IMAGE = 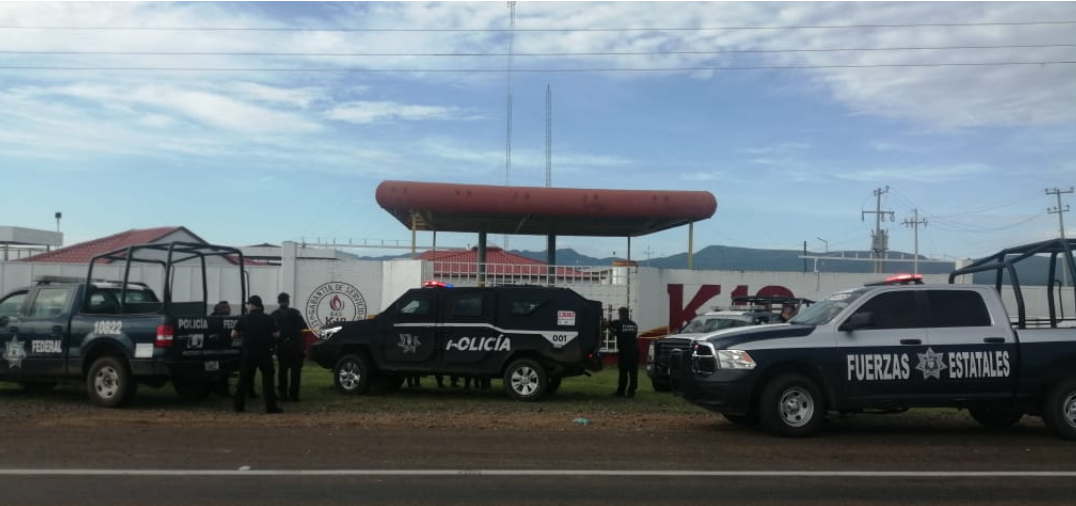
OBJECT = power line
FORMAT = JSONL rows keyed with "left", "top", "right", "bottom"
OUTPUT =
{"left": 2, "top": 61, "right": 1074, "bottom": 73}
{"left": 4, "top": 43, "right": 1075, "bottom": 57}
{"left": 2, "top": 20, "right": 1075, "bottom": 32}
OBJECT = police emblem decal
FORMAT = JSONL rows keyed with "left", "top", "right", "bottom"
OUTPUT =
{"left": 915, "top": 347, "right": 948, "bottom": 380}
{"left": 4, "top": 335, "right": 27, "bottom": 368}
{"left": 398, "top": 333, "right": 420, "bottom": 354}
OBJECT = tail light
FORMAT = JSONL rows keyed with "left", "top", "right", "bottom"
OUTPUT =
{"left": 156, "top": 324, "right": 174, "bottom": 348}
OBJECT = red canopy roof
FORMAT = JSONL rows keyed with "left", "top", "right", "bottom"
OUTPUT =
{"left": 376, "top": 180, "right": 717, "bottom": 237}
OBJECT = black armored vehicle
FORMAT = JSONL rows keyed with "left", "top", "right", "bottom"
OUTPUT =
{"left": 310, "top": 284, "right": 604, "bottom": 401}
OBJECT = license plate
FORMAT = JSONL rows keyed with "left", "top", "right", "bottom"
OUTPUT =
{"left": 204, "top": 361, "right": 219, "bottom": 372}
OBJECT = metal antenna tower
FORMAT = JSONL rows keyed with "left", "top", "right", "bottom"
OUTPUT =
{"left": 545, "top": 84, "right": 552, "bottom": 187}
{"left": 504, "top": 1, "right": 516, "bottom": 186}
{"left": 862, "top": 186, "right": 895, "bottom": 274}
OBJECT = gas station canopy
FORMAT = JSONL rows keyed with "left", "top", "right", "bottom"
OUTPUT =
{"left": 375, "top": 180, "right": 717, "bottom": 237}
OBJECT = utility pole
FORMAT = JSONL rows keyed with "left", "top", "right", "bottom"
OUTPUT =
{"left": 642, "top": 246, "right": 654, "bottom": 267}
{"left": 1047, "top": 187, "right": 1074, "bottom": 287}
{"left": 503, "top": 1, "right": 516, "bottom": 251}
{"left": 862, "top": 186, "right": 895, "bottom": 274}
{"left": 903, "top": 209, "right": 927, "bottom": 275}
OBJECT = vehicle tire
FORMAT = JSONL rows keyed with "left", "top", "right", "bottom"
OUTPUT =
{"left": 759, "top": 373, "right": 826, "bottom": 437}
{"left": 19, "top": 381, "right": 57, "bottom": 394}
{"left": 968, "top": 407, "right": 1023, "bottom": 430}
{"left": 651, "top": 379, "right": 672, "bottom": 392}
{"left": 334, "top": 354, "right": 373, "bottom": 395}
{"left": 172, "top": 378, "right": 213, "bottom": 401}
{"left": 1042, "top": 378, "right": 1076, "bottom": 440}
{"left": 503, "top": 358, "right": 547, "bottom": 401}
{"left": 546, "top": 376, "right": 562, "bottom": 396}
{"left": 86, "top": 356, "right": 136, "bottom": 408}
{"left": 723, "top": 413, "right": 760, "bottom": 426}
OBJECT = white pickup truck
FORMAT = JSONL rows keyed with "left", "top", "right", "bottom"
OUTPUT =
{"left": 672, "top": 239, "right": 1076, "bottom": 439}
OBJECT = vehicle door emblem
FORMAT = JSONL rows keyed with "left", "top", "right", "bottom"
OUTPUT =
{"left": 3, "top": 335, "right": 27, "bottom": 368}
{"left": 915, "top": 347, "right": 948, "bottom": 380}
{"left": 398, "top": 333, "right": 420, "bottom": 354}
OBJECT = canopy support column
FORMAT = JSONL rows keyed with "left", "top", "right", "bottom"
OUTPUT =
{"left": 688, "top": 221, "right": 695, "bottom": 270}
{"left": 477, "top": 229, "right": 488, "bottom": 287}
{"left": 546, "top": 234, "right": 557, "bottom": 286}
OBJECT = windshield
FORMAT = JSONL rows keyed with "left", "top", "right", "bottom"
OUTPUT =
{"left": 681, "top": 316, "right": 750, "bottom": 334}
{"left": 789, "top": 289, "right": 867, "bottom": 326}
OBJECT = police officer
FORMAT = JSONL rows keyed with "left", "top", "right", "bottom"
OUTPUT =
{"left": 231, "top": 295, "right": 283, "bottom": 414}
{"left": 610, "top": 306, "right": 639, "bottom": 398}
{"left": 271, "top": 292, "right": 309, "bottom": 402}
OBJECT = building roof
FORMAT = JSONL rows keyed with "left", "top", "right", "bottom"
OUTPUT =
{"left": 420, "top": 246, "right": 595, "bottom": 278}
{"left": 376, "top": 180, "right": 717, "bottom": 237}
{"left": 19, "top": 227, "right": 201, "bottom": 263}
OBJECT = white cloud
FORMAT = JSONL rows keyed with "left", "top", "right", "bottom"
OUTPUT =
{"left": 325, "top": 101, "right": 474, "bottom": 124}
{"left": 837, "top": 163, "right": 994, "bottom": 183}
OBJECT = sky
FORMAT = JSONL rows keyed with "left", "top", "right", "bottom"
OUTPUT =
{"left": 1, "top": 1, "right": 1075, "bottom": 262}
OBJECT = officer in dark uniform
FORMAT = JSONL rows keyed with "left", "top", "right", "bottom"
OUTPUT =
{"left": 231, "top": 295, "right": 283, "bottom": 414}
{"left": 610, "top": 306, "right": 639, "bottom": 398}
{"left": 271, "top": 292, "right": 309, "bottom": 402}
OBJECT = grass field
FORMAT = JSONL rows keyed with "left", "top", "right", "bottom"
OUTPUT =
{"left": 0, "top": 364, "right": 710, "bottom": 417}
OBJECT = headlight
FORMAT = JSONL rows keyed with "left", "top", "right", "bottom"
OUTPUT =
{"left": 647, "top": 341, "right": 655, "bottom": 363}
{"left": 693, "top": 343, "right": 756, "bottom": 375}
{"left": 317, "top": 326, "right": 342, "bottom": 340}
{"left": 716, "top": 349, "right": 756, "bottom": 370}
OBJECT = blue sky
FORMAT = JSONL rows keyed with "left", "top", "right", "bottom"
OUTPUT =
{"left": 2, "top": 1, "right": 1075, "bottom": 261}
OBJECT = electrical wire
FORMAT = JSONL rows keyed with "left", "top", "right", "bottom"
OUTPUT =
{"left": 2, "top": 20, "right": 1075, "bottom": 32}
{"left": 2, "top": 61, "right": 1074, "bottom": 73}
{"left": 3, "top": 43, "right": 1075, "bottom": 57}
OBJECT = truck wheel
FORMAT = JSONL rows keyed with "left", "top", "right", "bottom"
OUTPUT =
{"left": 1042, "top": 378, "right": 1076, "bottom": 440}
{"left": 968, "top": 407, "right": 1023, "bottom": 430}
{"left": 334, "top": 354, "right": 372, "bottom": 395}
{"left": 546, "top": 376, "right": 562, "bottom": 396}
{"left": 759, "top": 373, "right": 825, "bottom": 437}
{"left": 504, "top": 358, "right": 547, "bottom": 401}
{"left": 87, "top": 356, "right": 136, "bottom": 408}
{"left": 172, "top": 378, "right": 213, "bottom": 401}
{"left": 651, "top": 379, "right": 672, "bottom": 392}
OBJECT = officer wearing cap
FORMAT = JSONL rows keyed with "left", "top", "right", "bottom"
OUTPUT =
{"left": 610, "top": 306, "right": 639, "bottom": 398}
{"left": 271, "top": 292, "right": 310, "bottom": 402}
{"left": 231, "top": 295, "right": 283, "bottom": 414}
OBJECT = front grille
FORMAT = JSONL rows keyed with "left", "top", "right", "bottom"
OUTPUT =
{"left": 654, "top": 338, "right": 693, "bottom": 363}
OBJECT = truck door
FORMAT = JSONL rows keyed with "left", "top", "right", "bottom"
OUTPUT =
{"left": 18, "top": 286, "right": 74, "bottom": 377}
{"left": 0, "top": 290, "right": 30, "bottom": 379}
{"left": 382, "top": 290, "right": 438, "bottom": 365}
{"left": 441, "top": 291, "right": 498, "bottom": 372}
{"left": 837, "top": 290, "right": 930, "bottom": 403}
{"left": 924, "top": 289, "right": 1014, "bottom": 400}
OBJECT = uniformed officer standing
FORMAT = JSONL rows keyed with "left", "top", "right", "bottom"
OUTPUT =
{"left": 610, "top": 306, "right": 639, "bottom": 398}
{"left": 271, "top": 292, "right": 309, "bottom": 402}
{"left": 231, "top": 295, "right": 283, "bottom": 414}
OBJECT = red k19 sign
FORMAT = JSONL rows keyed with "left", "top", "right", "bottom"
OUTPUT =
{"left": 666, "top": 284, "right": 794, "bottom": 332}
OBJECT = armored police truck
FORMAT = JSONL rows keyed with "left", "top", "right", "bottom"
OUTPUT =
{"left": 310, "top": 284, "right": 604, "bottom": 401}
{"left": 0, "top": 242, "right": 246, "bottom": 407}
{"left": 673, "top": 238, "right": 1076, "bottom": 440}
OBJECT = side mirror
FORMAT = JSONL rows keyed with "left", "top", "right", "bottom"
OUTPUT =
{"left": 839, "top": 312, "right": 873, "bottom": 332}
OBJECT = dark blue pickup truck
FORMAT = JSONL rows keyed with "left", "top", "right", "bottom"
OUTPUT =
{"left": 0, "top": 242, "right": 246, "bottom": 407}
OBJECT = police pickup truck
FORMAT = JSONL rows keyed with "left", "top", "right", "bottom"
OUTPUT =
{"left": 0, "top": 242, "right": 246, "bottom": 407}
{"left": 672, "top": 239, "right": 1076, "bottom": 440}
{"left": 310, "top": 284, "right": 604, "bottom": 401}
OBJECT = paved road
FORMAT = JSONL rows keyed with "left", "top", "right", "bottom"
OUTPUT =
{"left": 3, "top": 415, "right": 1076, "bottom": 505}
